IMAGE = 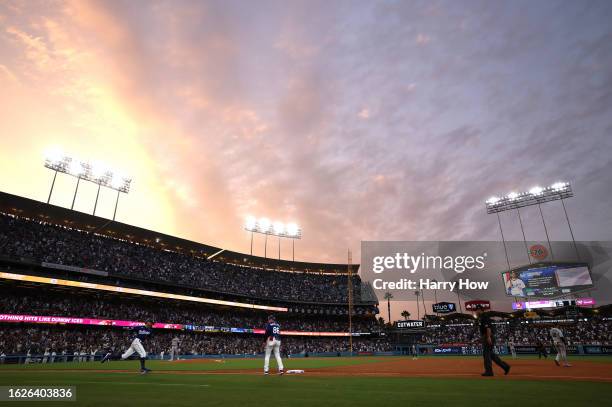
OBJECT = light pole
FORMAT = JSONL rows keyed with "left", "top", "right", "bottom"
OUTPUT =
{"left": 93, "top": 184, "right": 101, "bottom": 216}
{"left": 47, "top": 170, "right": 58, "bottom": 204}
{"left": 485, "top": 182, "right": 576, "bottom": 263}
{"left": 243, "top": 217, "right": 302, "bottom": 262}
{"left": 71, "top": 176, "right": 81, "bottom": 210}
{"left": 43, "top": 149, "right": 132, "bottom": 220}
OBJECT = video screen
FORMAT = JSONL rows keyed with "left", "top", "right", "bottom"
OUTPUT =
{"left": 502, "top": 264, "right": 593, "bottom": 297}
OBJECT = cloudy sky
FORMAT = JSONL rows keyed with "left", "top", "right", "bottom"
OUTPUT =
{"left": 1, "top": 0, "right": 611, "bottom": 274}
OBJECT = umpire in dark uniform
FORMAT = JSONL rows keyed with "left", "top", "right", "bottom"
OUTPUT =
{"left": 475, "top": 304, "right": 510, "bottom": 376}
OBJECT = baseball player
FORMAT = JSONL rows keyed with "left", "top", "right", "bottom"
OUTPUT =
{"left": 506, "top": 271, "right": 526, "bottom": 296}
{"left": 411, "top": 344, "right": 418, "bottom": 360}
{"left": 101, "top": 322, "right": 153, "bottom": 374}
{"left": 263, "top": 315, "right": 284, "bottom": 375}
{"left": 550, "top": 324, "right": 571, "bottom": 367}
{"left": 508, "top": 340, "right": 516, "bottom": 359}
{"left": 170, "top": 336, "right": 180, "bottom": 361}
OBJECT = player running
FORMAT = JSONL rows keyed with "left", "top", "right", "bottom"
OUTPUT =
{"left": 263, "top": 315, "right": 284, "bottom": 375}
{"left": 550, "top": 324, "right": 571, "bottom": 367}
{"left": 101, "top": 322, "right": 153, "bottom": 374}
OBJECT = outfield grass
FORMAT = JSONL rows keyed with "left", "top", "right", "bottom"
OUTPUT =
{"left": 0, "top": 356, "right": 390, "bottom": 371}
{"left": 0, "top": 357, "right": 610, "bottom": 406}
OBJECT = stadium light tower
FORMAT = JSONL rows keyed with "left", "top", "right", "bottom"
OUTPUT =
{"left": 485, "top": 181, "right": 579, "bottom": 264}
{"left": 243, "top": 216, "right": 302, "bottom": 261}
{"left": 44, "top": 149, "right": 132, "bottom": 220}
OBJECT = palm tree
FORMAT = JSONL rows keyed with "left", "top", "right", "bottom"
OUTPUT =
{"left": 383, "top": 292, "right": 393, "bottom": 323}
{"left": 421, "top": 289, "right": 427, "bottom": 318}
{"left": 414, "top": 290, "right": 420, "bottom": 319}
{"left": 401, "top": 310, "right": 411, "bottom": 320}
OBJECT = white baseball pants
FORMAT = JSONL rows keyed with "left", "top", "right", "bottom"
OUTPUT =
{"left": 264, "top": 339, "right": 283, "bottom": 372}
{"left": 554, "top": 342, "right": 567, "bottom": 364}
{"left": 122, "top": 338, "right": 147, "bottom": 359}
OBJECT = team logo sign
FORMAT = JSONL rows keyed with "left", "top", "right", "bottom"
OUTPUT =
{"left": 529, "top": 244, "right": 548, "bottom": 260}
{"left": 432, "top": 302, "right": 456, "bottom": 314}
{"left": 395, "top": 320, "right": 425, "bottom": 329}
{"left": 464, "top": 300, "right": 490, "bottom": 311}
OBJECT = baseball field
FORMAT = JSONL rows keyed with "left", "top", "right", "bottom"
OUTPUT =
{"left": 0, "top": 356, "right": 611, "bottom": 406}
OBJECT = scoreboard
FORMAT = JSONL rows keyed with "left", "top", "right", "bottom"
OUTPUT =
{"left": 502, "top": 263, "right": 593, "bottom": 297}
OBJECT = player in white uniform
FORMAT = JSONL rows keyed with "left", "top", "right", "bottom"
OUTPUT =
{"left": 411, "top": 344, "right": 418, "bottom": 360}
{"left": 550, "top": 325, "right": 571, "bottom": 367}
{"left": 101, "top": 323, "right": 153, "bottom": 374}
{"left": 170, "top": 337, "right": 180, "bottom": 361}
{"left": 263, "top": 315, "right": 284, "bottom": 375}
{"left": 506, "top": 272, "right": 526, "bottom": 296}
{"left": 508, "top": 341, "right": 516, "bottom": 359}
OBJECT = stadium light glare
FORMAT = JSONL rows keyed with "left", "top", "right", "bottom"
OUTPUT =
{"left": 44, "top": 147, "right": 65, "bottom": 165}
{"left": 243, "top": 215, "right": 302, "bottom": 260}
{"left": 43, "top": 148, "right": 133, "bottom": 219}
{"left": 110, "top": 173, "right": 124, "bottom": 190}
{"left": 529, "top": 186, "right": 544, "bottom": 196}
{"left": 44, "top": 151, "right": 132, "bottom": 193}
{"left": 258, "top": 217, "right": 271, "bottom": 233}
{"left": 244, "top": 215, "right": 257, "bottom": 231}
{"left": 243, "top": 217, "right": 302, "bottom": 239}
{"left": 485, "top": 181, "right": 573, "bottom": 214}
{"left": 69, "top": 160, "right": 84, "bottom": 176}
{"left": 273, "top": 221, "right": 285, "bottom": 235}
{"left": 485, "top": 196, "right": 500, "bottom": 205}
{"left": 286, "top": 223, "right": 299, "bottom": 237}
{"left": 91, "top": 161, "right": 107, "bottom": 179}
{"left": 551, "top": 181, "right": 569, "bottom": 192}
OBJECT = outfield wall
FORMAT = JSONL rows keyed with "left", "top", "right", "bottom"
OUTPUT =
{"left": 2, "top": 346, "right": 611, "bottom": 364}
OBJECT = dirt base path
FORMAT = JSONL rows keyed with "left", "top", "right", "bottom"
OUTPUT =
{"left": 306, "top": 357, "right": 612, "bottom": 382}
{"left": 2, "top": 358, "right": 610, "bottom": 382}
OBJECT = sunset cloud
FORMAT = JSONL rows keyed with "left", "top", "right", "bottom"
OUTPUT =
{"left": 0, "top": 0, "right": 611, "bottom": 299}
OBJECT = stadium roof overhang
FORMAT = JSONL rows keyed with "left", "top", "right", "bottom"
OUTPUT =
{"left": 0, "top": 191, "right": 359, "bottom": 275}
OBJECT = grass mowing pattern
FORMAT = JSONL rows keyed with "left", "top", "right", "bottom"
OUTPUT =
{"left": 0, "top": 357, "right": 610, "bottom": 406}
{"left": 0, "top": 356, "right": 390, "bottom": 371}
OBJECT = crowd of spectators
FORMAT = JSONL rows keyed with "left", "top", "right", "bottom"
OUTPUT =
{"left": 0, "top": 214, "right": 360, "bottom": 303}
{"left": 0, "top": 288, "right": 379, "bottom": 333}
{"left": 504, "top": 318, "right": 612, "bottom": 346}
{"left": 417, "top": 317, "right": 612, "bottom": 346}
{"left": 0, "top": 326, "right": 393, "bottom": 360}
